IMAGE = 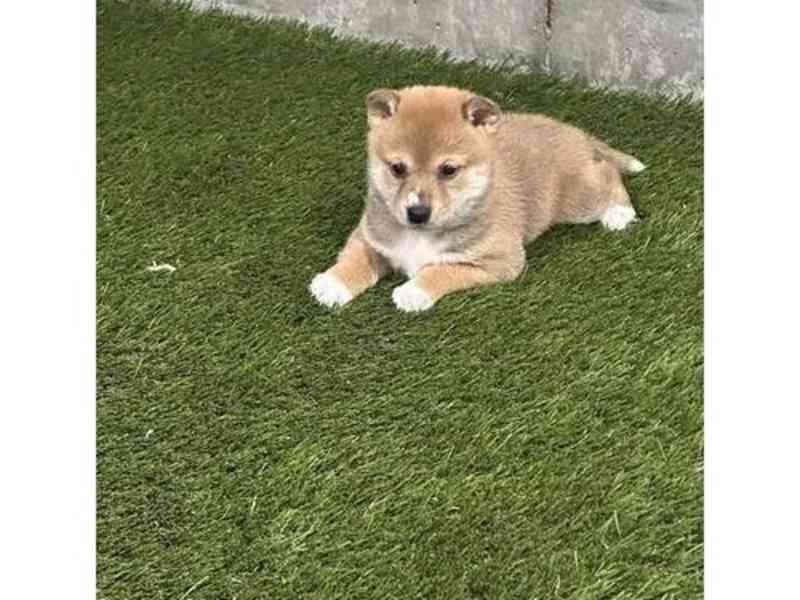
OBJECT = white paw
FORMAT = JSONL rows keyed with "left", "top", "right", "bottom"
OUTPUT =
{"left": 392, "top": 280, "right": 434, "bottom": 312}
{"left": 309, "top": 271, "right": 353, "bottom": 308}
{"left": 601, "top": 205, "right": 637, "bottom": 231}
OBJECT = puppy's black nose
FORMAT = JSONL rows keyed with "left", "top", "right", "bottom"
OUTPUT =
{"left": 407, "top": 204, "right": 431, "bottom": 225}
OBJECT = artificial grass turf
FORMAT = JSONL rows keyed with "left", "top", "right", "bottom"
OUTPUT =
{"left": 96, "top": 1, "right": 703, "bottom": 598}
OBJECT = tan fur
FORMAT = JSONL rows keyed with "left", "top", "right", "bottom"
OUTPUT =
{"left": 310, "top": 85, "right": 644, "bottom": 311}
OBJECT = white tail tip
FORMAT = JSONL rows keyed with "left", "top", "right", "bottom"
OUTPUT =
{"left": 628, "top": 159, "right": 646, "bottom": 174}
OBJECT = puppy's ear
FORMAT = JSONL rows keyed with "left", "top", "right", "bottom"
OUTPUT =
{"left": 366, "top": 89, "right": 400, "bottom": 126}
{"left": 462, "top": 95, "right": 501, "bottom": 132}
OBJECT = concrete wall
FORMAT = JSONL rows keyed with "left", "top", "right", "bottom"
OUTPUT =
{"left": 190, "top": 0, "right": 703, "bottom": 98}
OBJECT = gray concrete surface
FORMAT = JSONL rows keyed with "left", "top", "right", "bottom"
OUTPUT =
{"left": 189, "top": 0, "right": 703, "bottom": 98}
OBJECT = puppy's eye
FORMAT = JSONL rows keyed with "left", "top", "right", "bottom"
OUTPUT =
{"left": 390, "top": 162, "right": 407, "bottom": 178}
{"left": 439, "top": 163, "right": 460, "bottom": 178}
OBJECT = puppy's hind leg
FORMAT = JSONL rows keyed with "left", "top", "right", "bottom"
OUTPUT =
{"left": 593, "top": 145, "right": 642, "bottom": 231}
{"left": 599, "top": 182, "right": 637, "bottom": 232}
{"left": 556, "top": 156, "right": 639, "bottom": 231}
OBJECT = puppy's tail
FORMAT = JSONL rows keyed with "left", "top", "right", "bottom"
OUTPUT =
{"left": 592, "top": 140, "right": 646, "bottom": 176}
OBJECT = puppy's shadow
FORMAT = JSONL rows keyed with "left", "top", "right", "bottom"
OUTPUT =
{"left": 524, "top": 223, "right": 602, "bottom": 266}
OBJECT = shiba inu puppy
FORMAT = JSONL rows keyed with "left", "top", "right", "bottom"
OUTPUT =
{"left": 309, "top": 85, "right": 645, "bottom": 312}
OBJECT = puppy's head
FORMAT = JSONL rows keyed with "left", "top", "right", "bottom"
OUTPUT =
{"left": 365, "top": 86, "right": 500, "bottom": 229}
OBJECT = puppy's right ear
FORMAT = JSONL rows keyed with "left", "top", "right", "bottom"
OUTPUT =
{"left": 463, "top": 95, "right": 501, "bottom": 132}
{"left": 366, "top": 89, "right": 400, "bottom": 127}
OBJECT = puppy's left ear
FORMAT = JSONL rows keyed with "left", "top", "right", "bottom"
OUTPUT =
{"left": 462, "top": 95, "right": 501, "bottom": 132}
{"left": 366, "top": 88, "right": 400, "bottom": 127}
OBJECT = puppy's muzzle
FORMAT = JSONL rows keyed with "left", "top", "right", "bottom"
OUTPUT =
{"left": 407, "top": 204, "right": 431, "bottom": 225}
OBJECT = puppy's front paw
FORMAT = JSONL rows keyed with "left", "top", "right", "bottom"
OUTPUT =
{"left": 392, "top": 280, "right": 434, "bottom": 312}
{"left": 309, "top": 271, "right": 354, "bottom": 308}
